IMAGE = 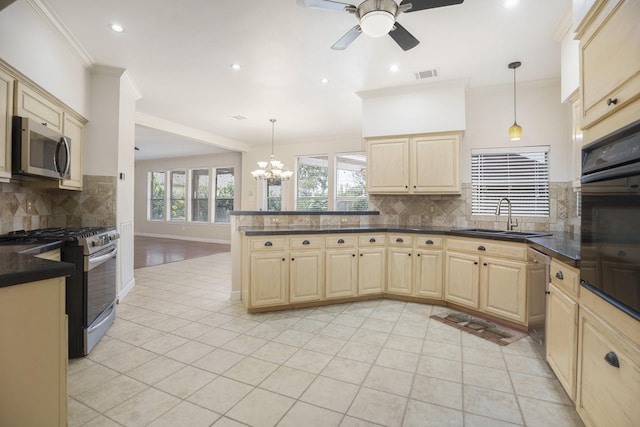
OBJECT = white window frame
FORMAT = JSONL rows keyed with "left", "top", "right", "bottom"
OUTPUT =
{"left": 213, "top": 167, "right": 235, "bottom": 224}
{"left": 335, "top": 152, "right": 368, "bottom": 211}
{"left": 471, "top": 146, "right": 550, "bottom": 217}
{"left": 295, "top": 154, "right": 330, "bottom": 211}
{"left": 189, "top": 168, "right": 211, "bottom": 223}
{"left": 148, "top": 170, "right": 166, "bottom": 221}
{"left": 169, "top": 169, "right": 187, "bottom": 222}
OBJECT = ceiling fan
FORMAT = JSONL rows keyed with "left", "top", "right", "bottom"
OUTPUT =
{"left": 297, "top": 0, "right": 464, "bottom": 51}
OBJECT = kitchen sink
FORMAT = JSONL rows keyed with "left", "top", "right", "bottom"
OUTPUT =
{"left": 452, "top": 229, "right": 552, "bottom": 238}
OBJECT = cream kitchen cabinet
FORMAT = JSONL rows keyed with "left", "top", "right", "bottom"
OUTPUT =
{"left": 366, "top": 132, "right": 461, "bottom": 195}
{"left": 387, "top": 235, "right": 414, "bottom": 295}
{"left": 0, "top": 65, "right": 13, "bottom": 182}
{"left": 60, "top": 113, "right": 84, "bottom": 190}
{"left": 576, "top": 0, "right": 640, "bottom": 138}
{"left": 445, "top": 238, "right": 528, "bottom": 324}
{"left": 0, "top": 277, "right": 67, "bottom": 426}
{"left": 576, "top": 292, "right": 640, "bottom": 427}
{"left": 357, "top": 234, "right": 386, "bottom": 295}
{"left": 388, "top": 234, "right": 444, "bottom": 299}
{"left": 289, "top": 236, "right": 324, "bottom": 303}
{"left": 249, "top": 251, "right": 288, "bottom": 307}
{"left": 14, "top": 81, "right": 64, "bottom": 132}
{"left": 325, "top": 235, "right": 358, "bottom": 299}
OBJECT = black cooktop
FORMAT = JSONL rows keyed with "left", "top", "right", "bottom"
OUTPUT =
{"left": 1, "top": 227, "right": 114, "bottom": 242}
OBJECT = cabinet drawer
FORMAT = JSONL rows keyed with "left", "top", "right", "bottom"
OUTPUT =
{"left": 325, "top": 235, "right": 356, "bottom": 248}
{"left": 290, "top": 236, "right": 323, "bottom": 250}
{"left": 388, "top": 234, "right": 413, "bottom": 248}
{"left": 446, "top": 238, "right": 526, "bottom": 260}
{"left": 250, "top": 237, "right": 286, "bottom": 251}
{"left": 358, "top": 234, "right": 386, "bottom": 246}
{"left": 550, "top": 259, "right": 580, "bottom": 300}
{"left": 415, "top": 236, "right": 443, "bottom": 249}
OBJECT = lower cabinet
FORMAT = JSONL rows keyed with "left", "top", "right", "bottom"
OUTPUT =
{"left": 249, "top": 252, "right": 288, "bottom": 307}
{"left": 480, "top": 256, "right": 527, "bottom": 323}
{"left": 290, "top": 250, "right": 323, "bottom": 303}
{"left": 546, "top": 282, "right": 578, "bottom": 400}
{"left": 388, "top": 246, "right": 414, "bottom": 295}
{"left": 414, "top": 248, "right": 443, "bottom": 298}
{"left": 444, "top": 251, "right": 480, "bottom": 309}
{"left": 325, "top": 249, "right": 357, "bottom": 299}
{"left": 576, "top": 304, "right": 640, "bottom": 427}
{"left": 358, "top": 247, "right": 386, "bottom": 295}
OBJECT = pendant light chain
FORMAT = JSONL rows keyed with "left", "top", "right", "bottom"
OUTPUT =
{"left": 513, "top": 66, "right": 517, "bottom": 123}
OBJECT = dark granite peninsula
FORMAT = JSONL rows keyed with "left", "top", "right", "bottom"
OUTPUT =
{"left": 0, "top": 241, "right": 74, "bottom": 287}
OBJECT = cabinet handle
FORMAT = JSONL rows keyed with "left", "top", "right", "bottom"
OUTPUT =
{"left": 352, "top": 253, "right": 356, "bottom": 257}
{"left": 42, "top": 122, "right": 47, "bottom": 126}
{"left": 369, "top": 238, "right": 376, "bottom": 243}
{"left": 618, "top": 250, "right": 626, "bottom": 257}
{"left": 282, "top": 258, "right": 285, "bottom": 261}
{"left": 291, "top": 257, "right": 295, "bottom": 261}
{"left": 604, "top": 351, "right": 620, "bottom": 368}
{"left": 477, "top": 246, "right": 486, "bottom": 251}
{"left": 338, "top": 239, "right": 345, "bottom": 244}
{"left": 425, "top": 240, "right": 434, "bottom": 245}
{"left": 607, "top": 97, "right": 618, "bottom": 106}
{"left": 545, "top": 291, "right": 551, "bottom": 295}
{"left": 483, "top": 263, "right": 488, "bottom": 266}
{"left": 556, "top": 271, "right": 564, "bottom": 280}
{"left": 265, "top": 241, "right": 273, "bottom": 247}
{"left": 396, "top": 238, "right": 404, "bottom": 243}
{"left": 474, "top": 261, "right": 478, "bottom": 265}
{"left": 417, "top": 253, "right": 421, "bottom": 257}
{"left": 302, "top": 240, "right": 310, "bottom": 245}
{"left": 533, "top": 259, "right": 539, "bottom": 264}
{"left": 408, "top": 253, "right": 411, "bottom": 256}
{"left": 413, "top": 185, "right": 416, "bottom": 189}
{"left": 405, "top": 185, "right": 408, "bottom": 189}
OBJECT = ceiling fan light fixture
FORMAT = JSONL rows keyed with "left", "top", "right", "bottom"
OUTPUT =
{"left": 359, "top": 10, "right": 395, "bottom": 37}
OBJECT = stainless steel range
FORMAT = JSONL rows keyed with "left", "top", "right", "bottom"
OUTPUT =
{"left": 3, "top": 227, "right": 119, "bottom": 357}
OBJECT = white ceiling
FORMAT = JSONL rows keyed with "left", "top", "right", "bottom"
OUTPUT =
{"left": 43, "top": 0, "right": 570, "bottom": 159}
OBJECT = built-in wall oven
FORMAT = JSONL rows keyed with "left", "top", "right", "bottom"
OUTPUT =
{"left": 1, "top": 227, "right": 119, "bottom": 357}
{"left": 581, "top": 119, "right": 640, "bottom": 321}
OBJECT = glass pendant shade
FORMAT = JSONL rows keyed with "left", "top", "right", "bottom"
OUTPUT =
{"left": 508, "top": 61, "right": 522, "bottom": 141}
{"left": 509, "top": 122, "right": 522, "bottom": 141}
{"left": 251, "top": 119, "right": 292, "bottom": 183}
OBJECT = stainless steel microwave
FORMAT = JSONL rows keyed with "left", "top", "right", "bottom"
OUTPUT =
{"left": 12, "top": 116, "right": 71, "bottom": 180}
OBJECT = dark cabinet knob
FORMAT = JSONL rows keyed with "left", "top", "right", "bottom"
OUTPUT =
{"left": 545, "top": 291, "right": 551, "bottom": 295}
{"left": 42, "top": 122, "right": 47, "bottom": 126}
{"left": 417, "top": 254, "right": 421, "bottom": 257}
{"left": 302, "top": 240, "right": 310, "bottom": 245}
{"left": 478, "top": 246, "right": 486, "bottom": 251}
{"left": 483, "top": 263, "right": 488, "bottom": 266}
{"left": 338, "top": 239, "right": 345, "bottom": 244}
{"left": 426, "top": 240, "right": 434, "bottom": 245}
{"left": 291, "top": 257, "right": 295, "bottom": 261}
{"left": 618, "top": 250, "right": 626, "bottom": 257}
{"left": 413, "top": 185, "right": 416, "bottom": 188}
{"left": 396, "top": 238, "right": 404, "bottom": 243}
{"left": 352, "top": 253, "right": 356, "bottom": 257}
{"left": 281, "top": 258, "right": 285, "bottom": 261}
{"left": 360, "top": 253, "right": 363, "bottom": 256}
{"left": 556, "top": 271, "right": 564, "bottom": 280}
{"left": 265, "top": 241, "right": 273, "bottom": 247}
{"left": 607, "top": 97, "right": 618, "bottom": 106}
{"left": 474, "top": 261, "right": 479, "bottom": 265}
{"left": 604, "top": 351, "right": 620, "bottom": 368}
{"left": 369, "top": 238, "right": 376, "bottom": 243}
{"left": 405, "top": 185, "right": 408, "bottom": 189}
{"left": 408, "top": 253, "right": 411, "bottom": 256}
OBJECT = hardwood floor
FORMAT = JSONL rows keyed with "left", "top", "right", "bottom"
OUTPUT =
{"left": 134, "top": 236, "right": 230, "bottom": 269}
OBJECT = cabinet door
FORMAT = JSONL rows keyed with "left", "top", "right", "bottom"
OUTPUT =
{"left": 0, "top": 66, "right": 13, "bottom": 181}
{"left": 578, "top": 0, "right": 640, "bottom": 129}
{"left": 325, "top": 249, "right": 357, "bottom": 299}
{"left": 481, "top": 257, "right": 527, "bottom": 323}
{"left": 358, "top": 247, "right": 385, "bottom": 295}
{"left": 577, "top": 309, "right": 640, "bottom": 427}
{"left": 366, "top": 138, "right": 409, "bottom": 193}
{"left": 411, "top": 134, "right": 460, "bottom": 194}
{"left": 546, "top": 283, "right": 578, "bottom": 401}
{"left": 290, "top": 251, "right": 323, "bottom": 303}
{"left": 387, "top": 247, "right": 413, "bottom": 295}
{"left": 249, "top": 253, "right": 288, "bottom": 307}
{"left": 14, "top": 82, "right": 63, "bottom": 132}
{"left": 445, "top": 251, "right": 480, "bottom": 308}
{"left": 414, "top": 249, "right": 443, "bottom": 299}
{"left": 60, "top": 113, "right": 83, "bottom": 190}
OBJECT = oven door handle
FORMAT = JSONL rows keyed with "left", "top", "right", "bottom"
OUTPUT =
{"left": 87, "top": 302, "right": 115, "bottom": 334}
{"left": 88, "top": 246, "right": 118, "bottom": 271}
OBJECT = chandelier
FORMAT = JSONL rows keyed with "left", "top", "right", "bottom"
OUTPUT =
{"left": 251, "top": 119, "right": 294, "bottom": 182}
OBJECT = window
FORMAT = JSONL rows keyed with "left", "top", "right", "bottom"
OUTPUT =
{"left": 471, "top": 147, "right": 550, "bottom": 217}
{"left": 214, "top": 167, "right": 235, "bottom": 223}
{"left": 190, "top": 169, "right": 209, "bottom": 222}
{"left": 169, "top": 170, "right": 186, "bottom": 221}
{"left": 336, "top": 153, "right": 368, "bottom": 211}
{"left": 266, "top": 178, "right": 282, "bottom": 211}
{"left": 149, "top": 171, "right": 166, "bottom": 220}
{"left": 296, "top": 155, "right": 329, "bottom": 211}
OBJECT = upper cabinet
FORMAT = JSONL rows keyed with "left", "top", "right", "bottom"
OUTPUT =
{"left": 366, "top": 132, "right": 462, "bottom": 195}
{"left": 575, "top": 0, "right": 640, "bottom": 138}
{"left": 14, "top": 82, "right": 64, "bottom": 132}
{"left": 0, "top": 66, "right": 13, "bottom": 183}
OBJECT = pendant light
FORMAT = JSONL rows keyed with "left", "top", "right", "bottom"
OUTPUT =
{"left": 250, "top": 119, "right": 294, "bottom": 182}
{"left": 508, "top": 61, "right": 522, "bottom": 141}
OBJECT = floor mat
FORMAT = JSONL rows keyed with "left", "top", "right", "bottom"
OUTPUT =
{"left": 430, "top": 311, "right": 527, "bottom": 346}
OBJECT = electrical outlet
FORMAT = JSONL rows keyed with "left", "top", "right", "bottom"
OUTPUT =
{"left": 26, "top": 201, "right": 33, "bottom": 213}
{"left": 340, "top": 218, "right": 348, "bottom": 223}
{"left": 271, "top": 217, "right": 280, "bottom": 224}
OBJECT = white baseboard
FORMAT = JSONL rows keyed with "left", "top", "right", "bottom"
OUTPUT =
{"left": 230, "top": 290, "right": 241, "bottom": 301}
{"left": 118, "top": 278, "right": 135, "bottom": 303}
{"left": 134, "top": 232, "right": 230, "bottom": 245}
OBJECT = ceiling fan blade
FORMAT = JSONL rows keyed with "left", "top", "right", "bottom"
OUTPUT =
{"left": 331, "top": 25, "right": 362, "bottom": 50}
{"left": 400, "top": 0, "right": 463, "bottom": 12}
{"left": 388, "top": 22, "right": 420, "bottom": 51}
{"left": 297, "top": 0, "right": 355, "bottom": 12}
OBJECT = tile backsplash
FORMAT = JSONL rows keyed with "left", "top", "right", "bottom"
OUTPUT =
{"left": 0, "top": 175, "right": 117, "bottom": 234}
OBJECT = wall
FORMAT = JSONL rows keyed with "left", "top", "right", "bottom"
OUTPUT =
{"left": 134, "top": 151, "right": 242, "bottom": 243}
{"left": 241, "top": 135, "right": 365, "bottom": 211}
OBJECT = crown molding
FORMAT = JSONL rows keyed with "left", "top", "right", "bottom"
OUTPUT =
{"left": 26, "top": 0, "right": 94, "bottom": 67}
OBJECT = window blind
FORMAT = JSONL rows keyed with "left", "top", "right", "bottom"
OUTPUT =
{"left": 471, "top": 148, "right": 549, "bottom": 217}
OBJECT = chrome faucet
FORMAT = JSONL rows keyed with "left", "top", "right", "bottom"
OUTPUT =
{"left": 495, "top": 197, "right": 518, "bottom": 231}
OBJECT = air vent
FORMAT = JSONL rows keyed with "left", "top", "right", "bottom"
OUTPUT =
{"left": 232, "top": 115, "right": 247, "bottom": 120}
{"left": 414, "top": 68, "right": 439, "bottom": 80}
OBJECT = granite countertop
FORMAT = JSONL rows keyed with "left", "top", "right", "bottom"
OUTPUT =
{"left": 238, "top": 224, "right": 581, "bottom": 265}
{"left": 0, "top": 241, "right": 74, "bottom": 288}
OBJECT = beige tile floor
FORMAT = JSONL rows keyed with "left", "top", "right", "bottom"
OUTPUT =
{"left": 69, "top": 252, "right": 585, "bottom": 427}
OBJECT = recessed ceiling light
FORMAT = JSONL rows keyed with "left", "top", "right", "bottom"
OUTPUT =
{"left": 390, "top": 64, "right": 399, "bottom": 73}
{"left": 320, "top": 77, "right": 329, "bottom": 84}
{"left": 232, "top": 115, "right": 247, "bottom": 120}
{"left": 503, "top": 0, "right": 519, "bottom": 8}
{"left": 110, "top": 23, "right": 124, "bottom": 33}
{"left": 231, "top": 63, "right": 241, "bottom": 71}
